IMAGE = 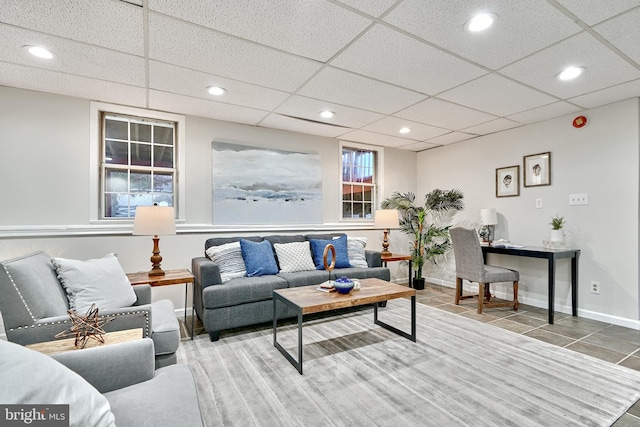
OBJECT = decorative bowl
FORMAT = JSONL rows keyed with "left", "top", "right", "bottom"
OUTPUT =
{"left": 333, "top": 276, "right": 354, "bottom": 294}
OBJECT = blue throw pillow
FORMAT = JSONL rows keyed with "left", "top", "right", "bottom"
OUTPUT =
{"left": 310, "top": 235, "right": 350, "bottom": 270}
{"left": 239, "top": 239, "right": 279, "bottom": 277}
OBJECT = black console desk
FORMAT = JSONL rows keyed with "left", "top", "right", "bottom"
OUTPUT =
{"left": 481, "top": 246, "right": 580, "bottom": 324}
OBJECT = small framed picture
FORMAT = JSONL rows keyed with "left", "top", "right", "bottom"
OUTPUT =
{"left": 496, "top": 165, "right": 520, "bottom": 197}
{"left": 523, "top": 152, "right": 551, "bottom": 187}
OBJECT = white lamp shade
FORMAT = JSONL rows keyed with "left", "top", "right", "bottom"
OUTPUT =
{"left": 480, "top": 208, "right": 498, "bottom": 226}
{"left": 132, "top": 206, "right": 176, "bottom": 236}
{"left": 375, "top": 209, "right": 400, "bottom": 229}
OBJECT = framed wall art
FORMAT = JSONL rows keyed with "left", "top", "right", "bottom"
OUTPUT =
{"left": 211, "top": 141, "right": 323, "bottom": 225}
{"left": 496, "top": 165, "right": 520, "bottom": 197}
{"left": 523, "top": 152, "right": 551, "bottom": 187}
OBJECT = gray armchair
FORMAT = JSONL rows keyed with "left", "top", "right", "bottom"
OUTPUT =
{"left": 449, "top": 227, "right": 519, "bottom": 314}
{"left": 1, "top": 338, "right": 204, "bottom": 427}
{"left": 0, "top": 251, "right": 180, "bottom": 368}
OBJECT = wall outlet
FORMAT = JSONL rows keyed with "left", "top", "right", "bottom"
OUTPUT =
{"left": 535, "top": 198, "right": 543, "bottom": 209}
{"left": 590, "top": 281, "right": 600, "bottom": 294}
{"left": 570, "top": 193, "right": 589, "bottom": 205}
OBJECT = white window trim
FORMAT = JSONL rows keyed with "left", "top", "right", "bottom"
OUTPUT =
{"left": 89, "top": 101, "right": 186, "bottom": 223}
{"left": 338, "top": 141, "right": 385, "bottom": 223}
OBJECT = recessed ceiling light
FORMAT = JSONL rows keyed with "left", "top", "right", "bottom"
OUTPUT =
{"left": 557, "top": 66, "right": 584, "bottom": 81}
{"left": 399, "top": 127, "right": 411, "bottom": 134}
{"left": 320, "top": 110, "right": 335, "bottom": 119}
{"left": 465, "top": 13, "right": 497, "bottom": 32}
{"left": 207, "top": 86, "right": 226, "bottom": 96}
{"left": 24, "top": 45, "right": 54, "bottom": 59}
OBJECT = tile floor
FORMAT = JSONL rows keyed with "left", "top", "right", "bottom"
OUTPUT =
{"left": 184, "top": 281, "right": 640, "bottom": 426}
{"left": 416, "top": 282, "right": 640, "bottom": 426}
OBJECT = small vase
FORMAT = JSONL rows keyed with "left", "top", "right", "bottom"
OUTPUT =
{"left": 550, "top": 229, "right": 564, "bottom": 242}
{"left": 413, "top": 277, "right": 425, "bottom": 290}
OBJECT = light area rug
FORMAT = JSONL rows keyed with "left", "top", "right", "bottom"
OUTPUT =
{"left": 177, "top": 299, "right": 640, "bottom": 426}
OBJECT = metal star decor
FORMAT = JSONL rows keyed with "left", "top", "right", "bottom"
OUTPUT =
{"left": 54, "top": 303, "right": 115, "bottom": 349}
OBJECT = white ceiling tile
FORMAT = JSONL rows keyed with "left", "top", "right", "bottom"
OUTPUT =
{"left": 274, "top": 95, "right": 384, "bottom": 128}
{"left": 500, "top": 32, "right": 640, "bottom": 99}
{"left": 333, "top": 0, "right": 398, "bottom": 18}
{"left": 0, "top": 26, "right": 145, "bottom": 86}
{"left": 149, "top": 91, "right": 268, "bottom": 125}
{"left": 0, "top": 62, "right": 146, "bottom": 107}
{"left": 399, "top": 141, "right": 441, "bottom": 151}
{"left": 298, "top": 67, "right": 426, "bottom": 114}
{"left": 568, "top": 79, "right": 640, "bottom": 109}
{"left": 460, "top": 118, "right": 522, "bottom": 135}
{"left": 149, "top": 61, "right": 289, "bottom": 111}
{"left": 383, "top": 0, "right": 582, "bottom": 70}
{"left": 555, "top": 0, "right": 640, "bottom": 25}
{"left": 594, "top": 8, "right": 640, "bottom": 65}
{"left": 506, "top": 101, "right": 583, "bottom": 124}
{"left": 148, "top": 13, "right": 322, "bottom": 92}
{"left": 425, "top": 131, "right": 477, "bottom": 145}
{"left": 362, "top": 116, "right": 449, "bottom": 140}
{"left": 395, "top": 98, "right": 498, "bottom": 130}
{"left": 149, "top": 0, "right": 371, "bottom": 62}
{"left": 331, "top": 24, "right": 487, "bottom": 95}
{"left": 438, "top": 74, "right": 558, "bottom": 117}
{"left": 339, "top": 129, "right": 415, "bottom": 148}
{"left": 0, "top": 0, "right": 144, "bottom": 55}
{"left": 259, "top": 113, "right": 352, "bottom": 138}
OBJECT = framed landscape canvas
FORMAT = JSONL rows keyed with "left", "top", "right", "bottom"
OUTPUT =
{"left": 211, "top": 141, "right": 323, "bottom": 225}
{"left": 524, "top": 152, "right": 551, "bottom": 187}
{"left": 496, "top": 165, "right": 519, "bottom": 197}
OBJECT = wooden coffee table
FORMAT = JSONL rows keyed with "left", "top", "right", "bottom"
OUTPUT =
{"left": 273, "top": 278, "right": 416, "bottom": 374}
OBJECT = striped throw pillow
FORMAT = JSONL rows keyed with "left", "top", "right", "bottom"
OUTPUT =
{"left": 205, "top": 241, "right": 247, "bottom": 283}
{"left": 347, "top": 237, "right": 368, "bottom": 268}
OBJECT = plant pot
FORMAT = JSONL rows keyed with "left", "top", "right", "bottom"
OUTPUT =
{"left": 550, "top": 229, "right": 564, "bottom": 242}
{"left": 413, "top": 277, "right": 425, "bottom": 290}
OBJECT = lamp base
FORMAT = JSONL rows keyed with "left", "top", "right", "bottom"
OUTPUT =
{"left": 148, "top": 235, "right": 165, "bottom": 277}
{"left": 148, "top": 267, "right": 165, "bottom": 277}
{"left": 381, "top": 249, "right": 392, "bottom": 257}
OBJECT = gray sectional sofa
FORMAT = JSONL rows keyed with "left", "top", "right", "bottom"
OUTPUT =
{"left": 191, "top": 233, "right": 391, "bottom": 341}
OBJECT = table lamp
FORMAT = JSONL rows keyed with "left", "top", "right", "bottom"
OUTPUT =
{"left": 480, "top": 208, "right": 498, "bottom": 245}
{"left": 375, "top": 209, "right": 399, "bottom": 257}
{"left": 133, "top": 205, "right": 176, "bottom": 276}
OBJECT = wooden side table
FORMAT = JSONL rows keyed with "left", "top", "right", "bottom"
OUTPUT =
{"left": 381, "top": 253, "right": 413, "bottom": 288}
{"left": 127, "top": 269, "right": 196, "bottom": 339}
{"left": 26, "top": 328, "right": 143, "bottom": 355}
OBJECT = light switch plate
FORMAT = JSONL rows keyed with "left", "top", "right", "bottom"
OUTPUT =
{"left": 569, "top": 193, "right": 589, "bottom": 205}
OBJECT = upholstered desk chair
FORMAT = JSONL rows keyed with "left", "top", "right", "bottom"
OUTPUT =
{"left": 449, "top": 227, "right": 519, "bottom": 314}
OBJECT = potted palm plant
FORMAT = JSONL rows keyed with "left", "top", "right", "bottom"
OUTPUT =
{"left": 381, "top": 189, "right": 464, "bottom": 289}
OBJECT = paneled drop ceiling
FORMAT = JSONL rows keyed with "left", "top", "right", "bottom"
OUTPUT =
{"left": 2, "top": 0, "right": 640, "bottom": 151}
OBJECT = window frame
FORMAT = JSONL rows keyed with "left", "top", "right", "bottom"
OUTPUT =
{"left": 89, "top": 102, "right": 186, "bottom": 223}
{"left": 338, "top": 141, "right": 384, "bottom": 222}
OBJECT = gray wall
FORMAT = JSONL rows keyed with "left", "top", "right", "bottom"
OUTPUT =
{"left": 418, "top": 98, "right": 640, "bottom": 327}
{"left": 0, "top": 86, "right": 416, "bottom": 335}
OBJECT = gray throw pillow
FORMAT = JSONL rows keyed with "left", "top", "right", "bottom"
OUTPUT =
{"left": 51, "top": 253, "right": 137, "bottom": 312}
{"left": 0, "top": 339, "right": 115, "bottom": 427}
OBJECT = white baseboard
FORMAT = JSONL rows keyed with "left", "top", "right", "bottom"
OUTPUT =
{"left": 424, "top": 276, "right": 640, "bottom": 330}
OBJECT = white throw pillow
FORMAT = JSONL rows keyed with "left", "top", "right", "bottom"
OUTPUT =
{"left": 51, "top": 253, "right": 137, "bottom": 312}
{"left": 273, "top": 241, "right": 317, "bottom": 273}
{"left": 347, "top": 237, "right": 369, "bottom": 268}
{"left": 205, "top": 241, "right": 247, "bottom": 283}
{"left": 0, "top": 339, "right": 116, "bottom": 427}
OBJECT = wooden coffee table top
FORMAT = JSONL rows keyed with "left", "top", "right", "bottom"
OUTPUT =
{"left": 273, "top": 278, "right": 415, "bottom": 315}
{"left": 26, "top": 328, "right": 144, "bottom": 356}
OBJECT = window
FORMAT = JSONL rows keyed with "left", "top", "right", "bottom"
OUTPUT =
{"left": 101, "top": 113, "right": 176, "bottom": 218}
{"left": 341, "top": 147, "right": 376, "bottom": 219}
